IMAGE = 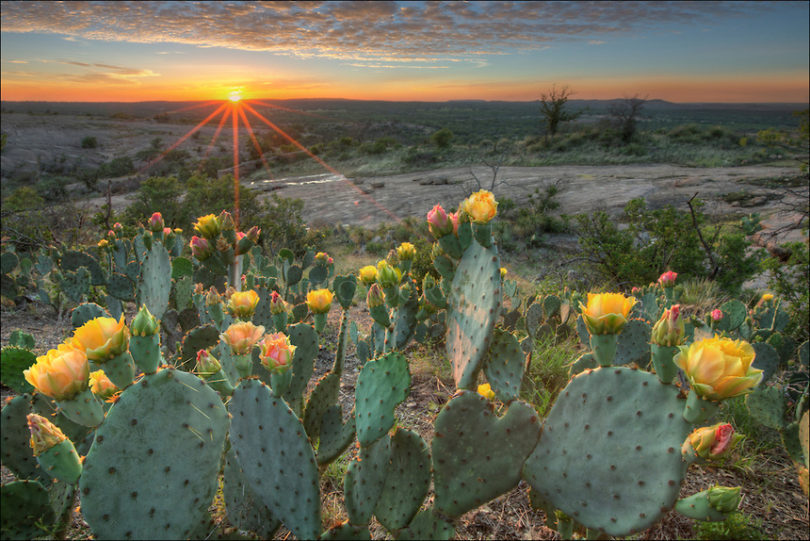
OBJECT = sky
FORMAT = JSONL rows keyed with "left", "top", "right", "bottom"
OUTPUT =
{"left": 1, "top": 0, "right": 808, "bottom": 103}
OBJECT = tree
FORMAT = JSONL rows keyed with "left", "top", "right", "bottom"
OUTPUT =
{"left": 609, "top": 96, "right": 646, "bottom": 143}
{"left": 539, "top": 85, "right": 581, "bottom": 138}
{"left": 430, "top": 127, "right": 454, "bottom": 149}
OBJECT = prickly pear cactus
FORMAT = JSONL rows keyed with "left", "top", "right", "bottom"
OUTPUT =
{"left": 432, "top": 391, "right": 541, "bottom": 518}
{"left": 228, "top": 379, "right": 321, "bottom": 540}
{"left": 395, "top": 509, "right": 455, "bottom": 541}
{"left": 79, "top": 368, "right": 228, "bottom": 540}
{"left": 138, "top": 243, "right": 172, "bottom": 320}
{"left": 445, "top": 240, "right": 501, "bottom": 389}
{"left": 374, "top": 428, "right": 431, "bottom": 531}
{"left": 223, "top": 447, "right": 280, "bottom": 538}
{"left": 355, "top": 351, "right": 411, "bottom": 446}
{"left": 1, "top": 480, "right": 54, "bottom": 540}
{"left": 1, "top": 395, "right": 47, "bottom": 482}
{"left": 344, "top": 435, "right": 391, "bottom": 525}
{"left": 614, "top": 318, "right": 652, "bottom": 367}
{"left": 523, "top": 366, "right": 691, "bottom": 537}
{"left": 483, "top": 328, "right": 526, "bottom": 403}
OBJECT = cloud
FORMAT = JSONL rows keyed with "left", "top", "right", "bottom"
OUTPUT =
{"left": 588, "top": 40, "right": 606, "bottom": 45}
{"left": 52, "top": 59, "right": 160, "bottom": 84}
{"left": 0, "top": 0, "right": 779, "bottom": 67}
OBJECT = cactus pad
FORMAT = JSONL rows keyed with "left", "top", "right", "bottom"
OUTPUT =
{"left": 1, "top": 394, "right": 46, "bottom": 481}
{"left": 751, "top": 342, "right": 780, "bottom": 385}
{"left": 70, "top": 302, "right": 111, "bottom": 328}
{"left": 395, "top": 509, "right": 455, "bottom": 541}
{"left": 80, "top": 368, "right": 228, "bottom": 540}
{"left": 1, "top": 480, "right": 54, "bottom": 540}
{"left": 355, "top": 351, "right": 411, "bottom": 446}
{"left": 320, "top": 521, "right": 370, "bottom": 540}
{"left": 716, "top": 300, "right": 746, "bottom": 332}
{"left": 374, "top": 428, "right": 431, "bottom": 531}
{"left": 223, "top": 447, "right": 280, "bottom": 538}
{"left": 483, "top": 328, "right": 526, "bottom": 403}
{"left": 615, "top": 319, "right": 652, "bottom": 368}
{"left": 445, "top": 240, "right": 501, "bottom": 389}
{"left": 746, "top": 385, "right": 785, "bottom": 429}
{"left": 523, "top": 366, "right": 691, "bottom": 537}
{"left": 344, "top": 435, "right": 391, "bottom": 525}
{"left": 432, "top": 391, "right": 540, "bottom": 518}
{"left": 229, "top": 379, "right": 321, "bottom": 540}
{"left": 316, "top": 405, "right": 356, "bottom": 465}
{"left": 304, "top": 373, "right": 340, "bottom": 443}
{"left": 138, "top": 243, "right": 172, "bottom": 320}
{"left": 1, "top": 347, "right": 35, "bottom": 394}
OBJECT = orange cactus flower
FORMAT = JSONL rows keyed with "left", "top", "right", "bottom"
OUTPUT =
{"left": 579, "top": 292, "right": 637, "bottom": 335}
{"left": 462, "top": 190, "right": 498, "bottom": 224}
{"left": 227, "top": 289, "right": 260, "bottom": 319}
{"left": 24, "top": 343, "right": 89, "bottom": 401}
{"left": 220, "top": 321, "right": 265, "bottom": 355}
{"left": 70, "top": 315, "right": 129, "bottom": 363}
{"left": 675, "top": 336, "right": 762, "bottom": 401}
{"left": 477, "top": 383, "right": 496, "bottom": 400}
{"left": 258, "top": 333, "right": 297, "bottom": 373}
{"left": 89, "top": 370, "right": 118, "bottom": 399}
{"left": 27, "top": 413, "right": 68, "bottom": 456}
{"left": 193, "top": 213, "right": 221, "bottom": 239}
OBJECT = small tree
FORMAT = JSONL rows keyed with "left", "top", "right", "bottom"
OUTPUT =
{"left": 609, "top": 96, "right": 646, "bottom": 143}
{"left": 81, "top": 136, "right": 98, "bottom": 149}
{"left": 431, "top": 127, "right": 454, "bottom": 149}
{"left": 539, "top": 85, "right": 581, "bottom": 138}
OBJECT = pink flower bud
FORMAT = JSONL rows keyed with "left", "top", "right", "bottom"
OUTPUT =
{"left": 711, "top": 423, "right": 735, "bottom": 456}
{"left": 631, "top": 286, "right": 641, "bottom": 294}
{"left": 245, "top": 226, "right": 260, "bottom": 243}
{"left": 190, "top": 235, "right": 213, "bottom": 261}
{"left": 427, "top": 204, "right": 454, "bottom": 238}
{"left": 148, "top": 212, "right": 164, "bottom": 233}
{"left": 711, "top": 309, "right": 723, "bottom": 321}
{"left": 448, "top": 212, "right": 460, "bottom": 234}
{"left": 219, "top": 210, "right": 235, "bottom": 231}
{"left": 658, "top": 271, "right": 678, "bottom": 286}
{"left": 269, "top": 290, "right": 288, "bottom": 315}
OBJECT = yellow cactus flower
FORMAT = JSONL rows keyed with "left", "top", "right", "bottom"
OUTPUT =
{"left": 396, "top": 242, "right": 417, "bottom": 261}
{"left": 70, "top": 315, "right": 130, "bottom": 363}
{"left": 24, "top": 343, "right": 89, "bottom": 401}
{"left": 761, "top": 293, "right": 774, "bottom": 302}
{"left": 462, "top": 190, "right": 498, "bottom": 224}
{"left": 579, "top": 293, "right": 637, "bottom": 335}
{"left": 358, "top": 265, "right": 378, "bottom": 286}
{"left": 227, "top": 289, "right": 260, "bottom": 319}
{"left": 477, "top": 383, "right": 496, "bottom": 400}
{"left": 97, "top": 239, "right": 109, "bottom": 248}
{"left": 27, "top": 413, "right": 68, "bottom": 456}
{"left": 307, "top": 289, "right": 334, "bottom": 314}
{"left": 193, "top": 213, "right": 221, "bottom": 239}
{"left": 89, "top": 370, "right": 117, "bottom": 399}
{"left": 675, "top": 336, "right": 762, "bottom": 401}
{"left": 220, "top": 321, "right": 265, "bottom": 355}
{"left": 500, "top": 267, "right": 507, "bottom": 279}
{"left": 258, "top": 332, "right": 297, "bottom": 373}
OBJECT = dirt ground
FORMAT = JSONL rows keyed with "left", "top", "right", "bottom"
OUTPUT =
{"left": 2, "top": 304, "right": 808, "bottom": 540}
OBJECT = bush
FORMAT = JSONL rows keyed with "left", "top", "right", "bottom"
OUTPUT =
{"left": 762, "top": 236, "right": 810, "bottom": 343}
{"left": 124, "top": 176, "right": 184, "bottom": 227}
{"left": 81, "top": 136, "right": 98, "bottom": 149}
{"left": 97, "top": 156, "right": 134, "bottom": 178}
{"left": 430, "top": 127, "right": 453, "bottom": 149}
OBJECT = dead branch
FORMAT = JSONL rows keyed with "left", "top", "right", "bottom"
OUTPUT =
{"left": 687, "top": 193, "right": 719, "bottom": 279}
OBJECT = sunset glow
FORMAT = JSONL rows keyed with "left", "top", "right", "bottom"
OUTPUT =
{"left": 0, "top": 1, "right": 806, "bottom": 104}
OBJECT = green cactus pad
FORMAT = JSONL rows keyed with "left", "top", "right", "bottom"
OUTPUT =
{"left": 344, "top": 435, "right": 391, "bottom": 525}
{"left": 59, "top": 266, "right": 91, "bottom": 303}
{"left": 615, "top": 319, "right": 652, "bottom": 368}
{"left": 309, "top": 264, "right": 328, "bottom": 285}
{"left": 70, "top": 302, "right": 111, "bottom": 328}
{"left": 432, "top": 391, "right": 540, "bottom": 518}
{"left": 229, "top": 379, "right": 321, "bottom": 540}
{"left": 31, "top": 394, "right": 95, "bottom": 456}
{"left": 525, "top": 302, "right": 544, "bottom": 340}
{"left": 61, "top": 250, "right": 106, "bottom": 285}
{"left": 179, "top": 324, "right": 220, "bottom": 371}
{"left": 284, "top": 323, "right": 319, "bottom": 410}
{"left": 543, "top": 294, "right": 562, "bottom": 320}
{"left": 395, "top": 509, "right": 455, "bottom": 541}
{"left": 107, "top": 272, "right": 135, "bottom": 301}
{"left": 1, "top": 347, "right": 35, "bottom": 394}
{"left": 316, "top": 405, "right": 356, "bottom": 465}
{"left": 80, "top": 369, "right": 228, "bottom": 540}
{"left": 569, "top": 352, "right": 597, "bottom": 377}
{"left": 138, "top": 243, "right": 172, "bottom": 320}
{"left": 355, "top": 340, "right": 371, "bottom": 365}
{"left": 445, "top": 239, "right": 501, "bottom": 389}
{"left": 304, "top": 373, "right": 340, "bottom": 443}
{"left": 674, "top": 490, "right": 728, "bottom": 522}
{"left": 523, "top": 366, "right": 691, "bottom": 537}
{"left": 320, "top": 521, "right": 370, "bottom": 540}
{"left": 8, "top": 330, "right": 35, "bottom": 350}
{"left": 171, "top": 256, "right": 193, "bottom": 279}
{"left": 634, "top": 290, "right": 660, "bottom": 324}
{"left": 223, "top": 447, "right": 280, "bottom": 538}
{"left": 746, "top": 385, "right": 785, "bottom": 429}
{"left": 576, "top": 315, "right": 589, "bottom": 346}
{"left": 374, "top": 428, "right": 431, "bottom": 531}
{"left": 355, "top": 351, "right": 411, "bottom": 446}
{"left": 1, "top": 394, "right": 46, "bottom": 481}
{"left": 483, "top": 328, "right": 526, "bottom": 403}
{"left": 752, "top": 342, "right": 780, "bottom": 385}
{"left": 767, "top": 332, "right": 796, "bottom": 365}
{"left": 388, "top": 294, "right": 419, "bottom": 351}
{"left": 716, "top": 300, "right": 747, "bottom": 332}
{"left": 333, "top": 274, "right": 358, "bottom": 310}
{"left": 1, "top": 480, "right": 53, "bottom": 540}
{"left": 1, "top": 251, "right": 19, "bottom": 274}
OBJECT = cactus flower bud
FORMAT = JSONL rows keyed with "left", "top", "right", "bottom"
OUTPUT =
{"left": 706, "top": 485, "right": 741, "bottom": 514}
{"left": 220, "top": 321, "right": 265, "bottom": 355}
{"left": 89, "top": 370, "right": 118, "bottom": 400}
{"left": 215, "top": 236, "right": 230, "bottom": 253}
{"left": 367, "top": 283, "right": 385, "bottom": 308}
{"left": 500, "top": 267, "right": 507, "bottom": 280}
{"left": 227, "top": 289, "right": 260, "bottom": 319}
{"left": 461, "top": 190, "right": 498, "bottom": 224}
{"left": 97, "top": 239, "right": 109, "bottom": 248}
{"left": 579, "top": 292, "right": 637, "bottom": 335}
{"left": 711, "top": 308, "right": 724, "bottom": 321}
{"left": 477, "top": 383, "right": 496, "bottom": 400}
{"left": 27, "top": 413, "right": 67, "bottom": 456}
{"left": 194, "top": 282, "right": 204, "bottom": 295}
{"left": 24, "top": 343, "right": 89, "bottom": 401}
{"left": 306, "top": 288, "right": 334, "bottom": 314}
{"left": 448, "top": 211, "right": 460, "bottom": 234}
{"left": 245, "top": 225, "right": 260, "bottom": 243}
{"left": 682, "top": 423, "right": 739, "bottom": 460}
{"left": 205, "top": 286, "right": 221, "bottom": 306}
{"left": 396, "top": 242, "right": 416, "bottom": 261}
{"left": 675, "top": 336, "right": 762, "bottom": 401}
{"left": 193, "top": 214, "right": 221, "bottom": 239}
{"left": 70, "top": 315, "right": 130, "bottom": 363}
{"left": 651, "top": 304, "right": 685, "bottom": 347}
{"left": 195, "top": 349, "right": 222, "bottom": 378}
{"left": 218, "top": 210, "right": 234, "bottom": 231}
{"left": 658, "top": 270, "right": 678, "bottom": 286}
{"left": 269, "top": 290, "right": 288, "bottom": 315}
{"left": 190, "top": 235, "right": 213, "bottom": 261}
{"left": 376, "top": 260, "right": 401, "bottom": 289}
{"left": 358, "top": 265, "right": 378, "bottom": 286}
{"left": 427, "top": 204, "right": 454, "bottom": 238}
{"left": 258, "top": 332, "right": 296, "bottom": 373}
{"left": 113, "top": 222, "right": 123, "bottom": 232}
{"left": 148, "top": 212, "right": 164, "bottom": 233}
{"left": 631, "top": 286, "right": 641, "bottom": 294}
{"left": 131, "top": 305, "right": 159, "bottom": 336}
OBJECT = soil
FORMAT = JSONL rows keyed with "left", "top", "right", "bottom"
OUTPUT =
{"left": 2, "top": 303, "right": 808, "bottom": 540}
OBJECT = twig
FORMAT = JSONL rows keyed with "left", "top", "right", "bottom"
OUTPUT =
{"left": 687, "top": 193, "right": 719, "bottom": 279}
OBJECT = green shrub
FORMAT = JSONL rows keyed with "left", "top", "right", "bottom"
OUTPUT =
{"left": 762, "top": 236, "right": 810, "bottom": 343}
{"left": 97, "top": 156, "right": 134, "bottom": 178}
{"left": 694, "top": 510, "right": 764, "bottom": 540}
{"left": 81, "top": 136, "right": 98, "bottom": 149}
{"left": 430, "top": 127, "right": 453, "bottom": 149}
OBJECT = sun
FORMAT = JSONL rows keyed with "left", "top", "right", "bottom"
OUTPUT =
{"left": 228, "top": 90, "right": 242, "bottom": 103}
